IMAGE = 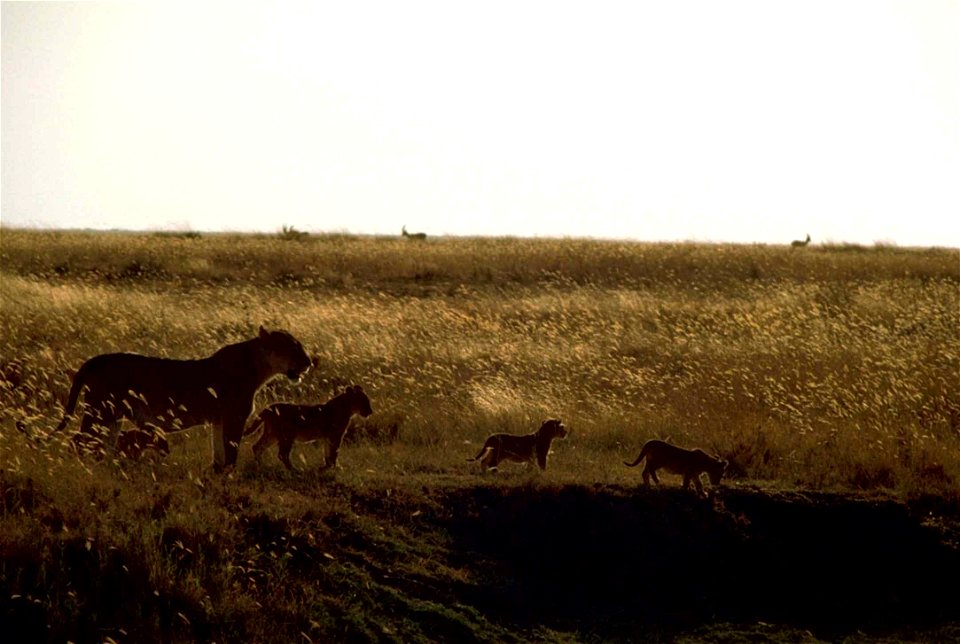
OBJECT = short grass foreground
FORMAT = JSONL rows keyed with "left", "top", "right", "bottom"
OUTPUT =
{"left": 1, "top": 229, "right": 959, "bottom": 641}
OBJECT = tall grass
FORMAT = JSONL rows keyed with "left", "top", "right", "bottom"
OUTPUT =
{"left": 1, "top": 228, "right": 958, "bottom": 496}
{"left": 2, "top": 228, "right": 959, "bottom": 640}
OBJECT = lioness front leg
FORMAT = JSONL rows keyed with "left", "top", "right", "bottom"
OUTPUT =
{"left": 218, "top": 415, "right": 246, "bottom": 471}
{"left": 324, "top": 441, "right": 341, "bottom": 469}
{"left": 211, "top": 424, "right": 226, "bottom": 472}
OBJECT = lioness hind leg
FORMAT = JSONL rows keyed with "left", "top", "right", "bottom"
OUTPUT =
{"left": 73, "top": 417, "right": 107, "bottom": 455}
{"left": 75, "top": 408, "right": 119, "bottom": 456}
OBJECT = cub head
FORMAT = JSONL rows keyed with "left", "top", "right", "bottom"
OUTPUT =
{"left": 346, "top": 385, "right": 374, "bottom": 418}
{"left": 538, "top": 418, "right": 567, "bottom": 440}
{"left": 259, "top": 326, "right": 312, "bottom": 382}
{"left": 707, "top": 456, "right": 728, "bottom": 486}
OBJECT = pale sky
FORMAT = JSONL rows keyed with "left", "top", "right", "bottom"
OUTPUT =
{"left": 2, "top": 1, "right": 959, "bottom": 246}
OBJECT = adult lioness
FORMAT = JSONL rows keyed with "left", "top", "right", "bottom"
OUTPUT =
{"left": 244, "top": 385, "right": 373, "bottom": 470}
{"left": 56, "top": 326, "right": 312, "bottom": 471}
{"left": 469, "top": 419, "right": 567, "bottom": 471}
{"left": 624, "top": 439, "right": 727, "bottom": 496}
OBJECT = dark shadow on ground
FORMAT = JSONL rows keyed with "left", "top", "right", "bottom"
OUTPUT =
{"left": 432, "top": 484, "right": 960, "bottom": 639}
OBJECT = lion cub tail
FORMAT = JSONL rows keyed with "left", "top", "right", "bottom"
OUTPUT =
{"left": 468, "top": 438, "right": 494, "bottom": 462}
{"left": 624, "top": 440, "right": 653, "bottom": 468}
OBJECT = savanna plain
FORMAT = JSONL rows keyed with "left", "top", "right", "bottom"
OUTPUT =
{"left": 1, "top": 228, "right": 959, "bottom": 643}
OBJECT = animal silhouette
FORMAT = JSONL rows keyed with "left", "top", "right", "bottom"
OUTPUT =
{"left": 402, "top": 225, "right": 427, "bottom": 240}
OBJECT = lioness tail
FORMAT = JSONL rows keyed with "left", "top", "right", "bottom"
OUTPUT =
{"left": 55, "top": 366, "right": 86, "bottom": 432}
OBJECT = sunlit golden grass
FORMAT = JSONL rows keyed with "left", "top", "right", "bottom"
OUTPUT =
{"left": 1, "top": 227, "right": 958, "bottom": 497}
{"left": 2, "top": 228, "right": 959, "bottom": 640}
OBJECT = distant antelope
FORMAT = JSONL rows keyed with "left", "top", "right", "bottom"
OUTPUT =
{"left": 791, "top": 233, "right": 811, "bottom": 248}
{"left": 402, "top": 225, "right": 427, "bottom": 241}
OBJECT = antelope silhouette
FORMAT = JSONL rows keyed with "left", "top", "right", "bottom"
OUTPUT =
{"left": 791, "top": 233, "right": 811, "bottom": 248}
{"left": 402, "top": 225, "right": 427, "bottom": 241}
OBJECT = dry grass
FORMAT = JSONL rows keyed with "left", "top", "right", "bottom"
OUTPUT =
{"left": 2, "top": 228, "right": 958, "bottom": 497}
{"left": 1, "top": 228, "right": 959, "bottom": 640}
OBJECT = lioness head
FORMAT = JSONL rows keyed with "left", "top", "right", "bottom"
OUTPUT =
{"left": 539, "top": 418, "right": 567, "bottom": 440}
{"left": 259, "top": 326, "right": 312, "bottom": 382}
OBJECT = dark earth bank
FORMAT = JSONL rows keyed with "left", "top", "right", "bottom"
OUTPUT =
{"left": 3, "top": 481, "right": 959, "bottom": 642}
{"left": 426, "top": 485, "right": 960, "bottom": 640}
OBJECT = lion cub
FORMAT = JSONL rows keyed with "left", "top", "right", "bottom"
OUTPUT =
{"left": 116, "top": 428, "right": 169, "bottom": 459}
{"left": 624, "top": 439, "right": 727, "bottom": 496}
{"left": 469, "top": 419, "right": 567, "bottom": 472}
{"left": 244, "top": 385, "right": 373, "bottom": 470}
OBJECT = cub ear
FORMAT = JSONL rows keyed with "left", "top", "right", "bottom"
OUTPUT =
{"left": 353, "top": 385, "right": 363, "bottom": 392}
{"left": 259, "top": 325, "right": 269, "bottom": 339}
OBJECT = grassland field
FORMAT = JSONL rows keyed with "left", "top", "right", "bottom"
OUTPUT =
{"left": 1, "top": 228, "right": 959, "bottom": 642}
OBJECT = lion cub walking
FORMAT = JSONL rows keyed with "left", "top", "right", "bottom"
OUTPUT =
{"left": 469, "top": 419, "right": 567, "bottom": 472}
{"left": 624, "top": 439, "right": 727, "bottom": 496}
{"left": 245, "top": 385, "right": 373, "bottom": 470}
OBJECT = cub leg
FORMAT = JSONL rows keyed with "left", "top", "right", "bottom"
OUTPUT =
{"left": 153, "top": 432, "right": 171, "bottom": 455}
{"left": 536, "top": 450, "right": 548, "bottom": 470}
{"left": 480, "top": 447, "right": 499, "bottom": 471}
{"left": 252, "top": 422, "right": 277, "bottom": 461}
{"left": 692, "top": 475, "right": 705, "bottom": 496}
{"left": 642, "top": 464, "right": 660, "bottom": 487}
{"left": 214, "top": 413, "right": 247, "bottom": 471}
{"left": 277, "top": 435, "right": 296, "bottom": 470}
{"left": 324, "top": 438, "right": 342, "bottom": 469}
